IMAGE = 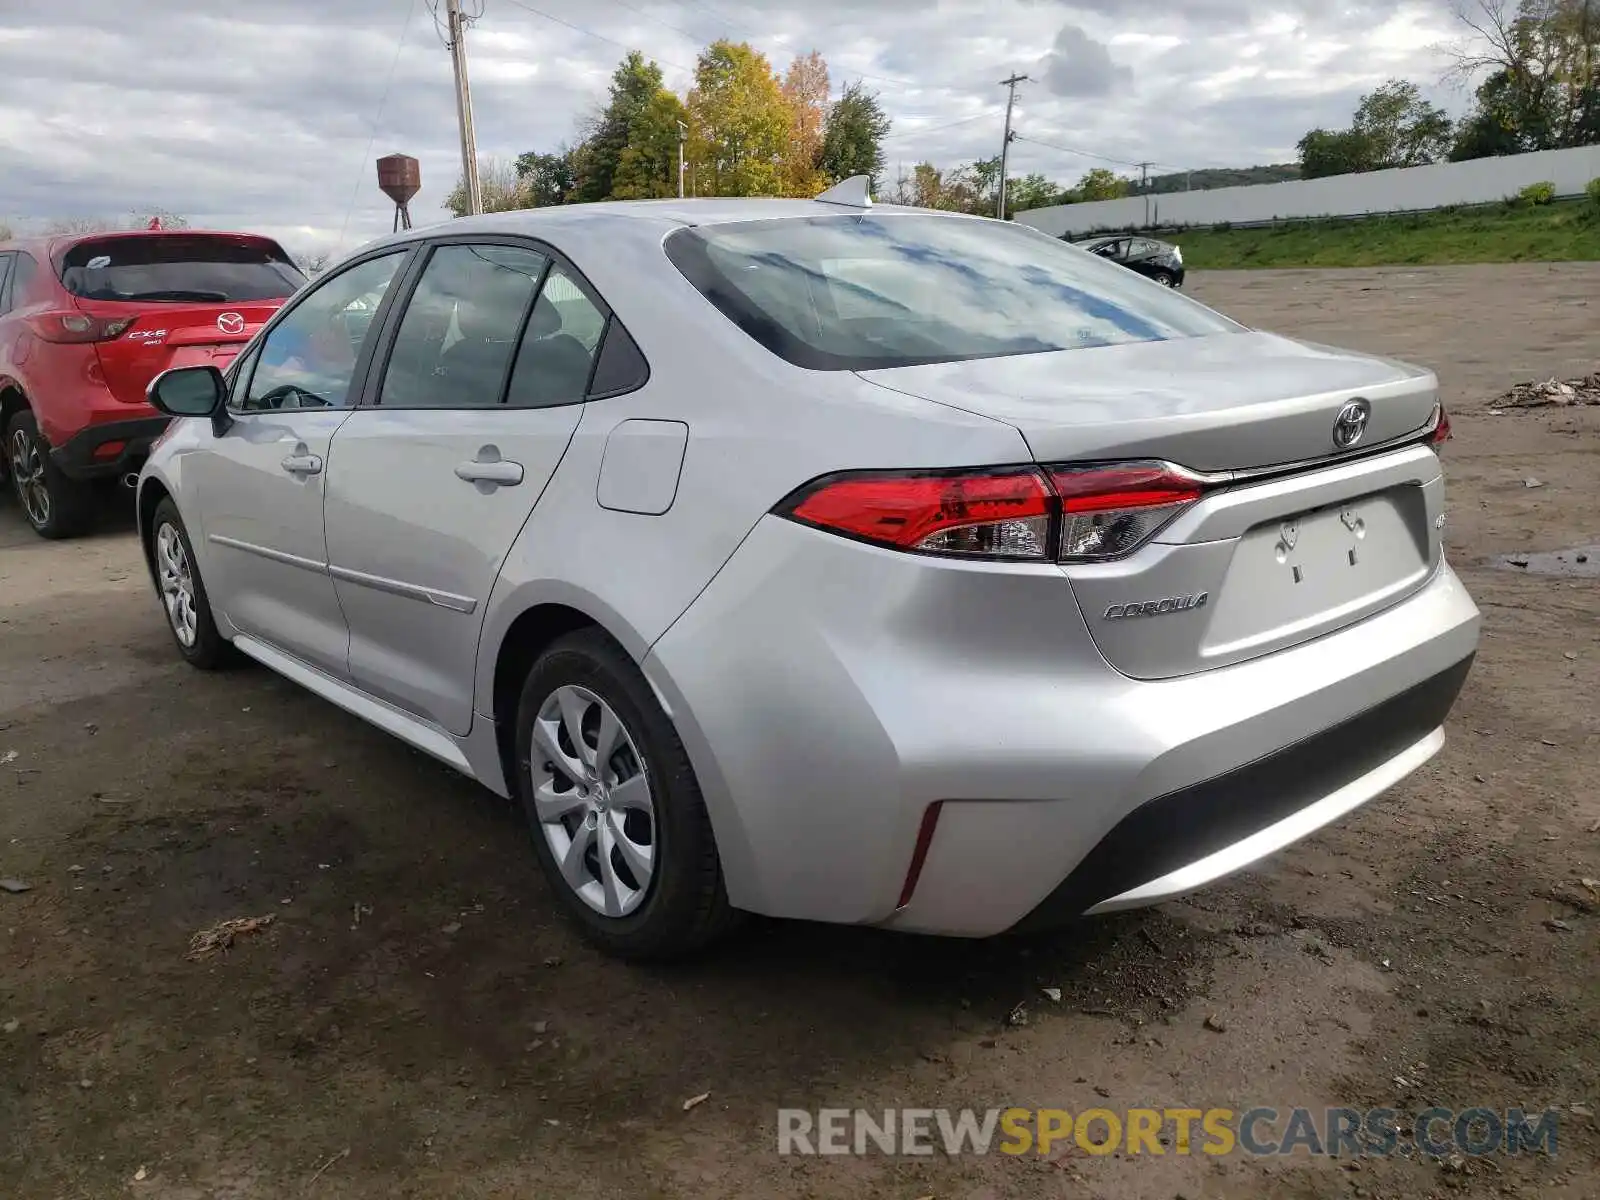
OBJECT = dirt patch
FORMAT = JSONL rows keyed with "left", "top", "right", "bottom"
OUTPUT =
{"left": 2, "top": 263, "right": 1598, "bottom": 1198}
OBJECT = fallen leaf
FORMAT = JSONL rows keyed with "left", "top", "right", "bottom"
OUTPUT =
{"left": 133, "top": 1165, "right": 147, "bottom": 1182}
{"left": 683, "top": 1092, "right": 710, "bottom": 1112}
{"left": 186, "top": 914, "right": 275, "bottom": 960}
{"left": 1041, "top": 987, "right": 1062, "bottom": 1003}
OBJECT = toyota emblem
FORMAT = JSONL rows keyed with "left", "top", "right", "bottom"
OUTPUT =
{"left": 216, "top": 312, "right": 246, "bottom": 336}
{"left": 1332, "top": 398, "right": 1371, "bottom": 450}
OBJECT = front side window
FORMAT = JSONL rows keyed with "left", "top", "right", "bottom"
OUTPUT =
{"left": 59, "top": 235, "right": 305, "bottom": 303}
{"left": 664, "top": 215, "right": 1238, "bottom": 371}
{"left": 380, "top": 243, "right": 548, "bottom": 409}
{"left": 239, "top": 251, "right": 405, "bottom": 412}
{"left": 0, "top": 255, "right": 13, "bottom": 315}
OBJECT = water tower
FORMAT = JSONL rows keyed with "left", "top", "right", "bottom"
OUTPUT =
{"left": 376, "top": 153, "right": 421, "bottom": 232}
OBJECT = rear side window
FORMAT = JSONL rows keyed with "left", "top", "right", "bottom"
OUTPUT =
{"left": 59, "top": 236, "right": 306, "bottom": 304}
{"left": 664, "top": 215, "right": 1237, "bottom": 371}
{"left": 503, "top": 265, "right": 604, "bottom": 408}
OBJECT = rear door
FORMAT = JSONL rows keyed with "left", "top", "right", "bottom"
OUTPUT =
{"left": 190, "top": 249, "right": 411, "bottom": 679}
{"left": 323, "top": 239, "right": 605, "bottom": 735}
{"left": 56, "top": 234, "right": 305, "bottom": 407}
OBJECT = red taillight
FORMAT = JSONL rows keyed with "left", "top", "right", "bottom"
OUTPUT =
{"left": 26, "top": 311, "right": 135, "bottom": 344}
{"left": 1428, "top": 402, "right": 1452, "bottom": 445}
{"left": 784, "top": 468, "right": 1055, "bottom": 559}
{"left": 1047, "top": 461, "right": 1203, "bottom": 561}
{"left": 777, "top": 460, "right": 1207, "bottom": 562}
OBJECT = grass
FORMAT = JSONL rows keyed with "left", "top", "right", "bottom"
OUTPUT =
{"left": 1171, "top": 198, "right": 1600, "bottom": 270}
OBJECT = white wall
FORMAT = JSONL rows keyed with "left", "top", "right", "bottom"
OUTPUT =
{"left": 1014, "top": 144, "right": 1600, "bottom": 237}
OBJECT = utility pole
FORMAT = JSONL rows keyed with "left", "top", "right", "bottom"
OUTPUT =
{"left": 677, "top": 121, "right": 687, "bottom": 199}
{"left": 996, "top": 73, "right": 1028, "bottom": 220}
{"left": 1137, "top": 161, "right": 1153, "bottom": 226}
{"left": 446, "top": 0, "right": 483, "bottom": 216}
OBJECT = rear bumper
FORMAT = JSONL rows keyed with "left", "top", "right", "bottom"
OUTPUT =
{"left": 646, "top": 514, "right": 1480, "bottom": 936}
{"left": 1011, "top": 654, "right": 1471, "bottom": 931}
{"left": 49, "top": 415, "right": 170, "bottom": 480}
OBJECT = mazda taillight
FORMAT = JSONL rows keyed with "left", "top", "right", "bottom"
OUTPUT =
{"left": 776, "top": 460, "right": 1208, "bottom": 562}
{"left": 1048, "top": 461, "right": 1203, "bottom": 561}
{"left": 26, "top": 311, "right": 134, "bottom": 344}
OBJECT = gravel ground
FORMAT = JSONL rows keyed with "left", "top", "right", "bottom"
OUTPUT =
{"left": 1, "top": 262, "right": 1597, "bottom": 1200}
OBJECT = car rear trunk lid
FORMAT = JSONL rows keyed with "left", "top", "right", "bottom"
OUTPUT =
{"left": 58, "top": 233, "right": 302, "bottom": 405}
{"left": 858, "top": 331, "right": 1446, "bottom": 679}
{"left": 84, "top": 302, "right": 280, "bottom": 404}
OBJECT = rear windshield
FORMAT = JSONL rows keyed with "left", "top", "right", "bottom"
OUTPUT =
{"left": 59, "top": 236, "right": 306, "bottom": 303}
{"left": 664, "top": 214, "right": 1237, "bottom": 371}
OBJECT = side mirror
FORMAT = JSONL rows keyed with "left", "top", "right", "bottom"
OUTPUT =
{"left": 147, "top": 366, "right": 227, "bottom": 418}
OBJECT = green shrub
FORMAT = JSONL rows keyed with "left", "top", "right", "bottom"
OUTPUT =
{"left": 1587, "top": 177, "right": 1600, "bottom": 208}
{"left": 1519, "top": 180, "right": 1556, "bottom": 206}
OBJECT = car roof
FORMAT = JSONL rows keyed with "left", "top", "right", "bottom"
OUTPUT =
{"left": 351, "top": 196, "right": 979, "bottom": 258}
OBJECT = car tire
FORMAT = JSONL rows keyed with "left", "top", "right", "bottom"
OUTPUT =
{"left": 513, "top": 628, "right": 741, "bottom": 960}
{"left": 6, "top": 410, "right": 95, "bottom": 540}
{"left": 1151, "top": 270, "right": 1178, "bottom": 288}
{"left": 150, "top": 497, "right": 235, "bottom": 670}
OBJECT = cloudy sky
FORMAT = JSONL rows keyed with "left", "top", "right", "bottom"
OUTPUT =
{"left": 0, "top": 0, "right": 1472, "bottom": 261}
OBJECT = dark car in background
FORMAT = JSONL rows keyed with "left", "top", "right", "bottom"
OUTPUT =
{"left": 1073, "top": 235, "right": 1185, "bottom": 288}
{"left": 0, "top": 230, "right": 305, "bottom": 538}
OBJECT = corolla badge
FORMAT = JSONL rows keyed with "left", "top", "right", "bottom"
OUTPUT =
{"left": 1104, "top": 593, "right": 1209, "bottom": 620}
{"left": 1332, "top": 398, "right": 1371, "bottom": 450}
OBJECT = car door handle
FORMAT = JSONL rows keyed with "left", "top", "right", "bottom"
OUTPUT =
{"left": 280, "top": 453, "right": 323, "bottom": 476}
{"left": 454, "top": 460, "right": 524, "bottom": 487}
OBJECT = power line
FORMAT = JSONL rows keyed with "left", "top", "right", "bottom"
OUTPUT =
{"left": 496, "top": 0, "right": 699, "bottom": 74}
{"left": 881, "top": 112, "right": 998, "bottom": 141}
{"left": 337, "top": 0, "right": 419, "bottom": 256}
{"left": 1010, "top": 133, "right": 1144, "bottom": 170}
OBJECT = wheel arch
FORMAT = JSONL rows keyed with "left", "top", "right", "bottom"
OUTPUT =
{"left": 135, "top": 475, "right": 174, "bottom": 585}
{"left": 0, "top": 380, "right": 29, "bottom": 461}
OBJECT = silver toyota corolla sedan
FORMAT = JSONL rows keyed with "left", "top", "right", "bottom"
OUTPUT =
{"left": 136, "top": 180, "right": 1479, "bottom": 960}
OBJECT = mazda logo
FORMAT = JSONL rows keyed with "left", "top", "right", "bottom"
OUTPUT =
{"left": 216, "top": 312, "right": 246, "bottom": 336}
{"left": 1332, "top": 398, "right": 1371, "bottom": 450}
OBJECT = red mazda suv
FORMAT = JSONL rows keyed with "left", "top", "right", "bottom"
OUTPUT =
{"left": 0, "top": 229, "right": 306, "bottom": 538}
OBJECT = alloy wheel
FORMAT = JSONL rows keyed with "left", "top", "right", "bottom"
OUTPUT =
{"left": 155, "top": 522, "right": 199, "bottom": 648}
{"left": 9, "top": 427, "right": 50, "bottom": 528}
{"left": 530, "top": 685, "right": 656, "bottom": 918}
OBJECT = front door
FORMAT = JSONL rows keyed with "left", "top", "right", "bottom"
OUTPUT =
{"left": 324, "top": 242, "right": 604, "bottom": 735}
{"left": 193, "top": 250, "right": 410, "bottom": 679}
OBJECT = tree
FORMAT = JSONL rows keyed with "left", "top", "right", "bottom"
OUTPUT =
{"left": 1008, "top": 173, "right": 1066, "bottom": 214}
{"left": 1077, "top": 168, "right": 1129, "bottom": 200}
{"left": 1297, "top": 127, "right": 1375, "bottom": 178}
{"left": 818, "top": 82, "right": 892, "bottom": 189}
{"left": 299, "top": 251, "right": 332, "bottom": 276}
{"left": 1297, "top": 79, "right": 1452, "bottom": 177}
{"left": 575, "top": 51, "right": 668, "bottom": 203}
{"left": 1350, "top": 80, "right": 1453, "bottom": 167}
{"left": 686, "top": 40, "right": 791, "bottom": 197}
{"left": 613, "top": 89, "right": 690, "bottom": 199}
{"left": 0, "top": 221, "right": 11, "bottom": 242}
{"left": 515, "top": 149, "right": 579, "bottom": 207}
{"left": 130, "top": 208, "right": 190, "bottom": 230}
{"left": 445, "top": 157, "right": 530, "bottom": 216}
{"left": 781, "top": 51, "right": 831, "bottom": 197}
{"left": 1447, "top": 0, "right": 1600, "bottom": 156}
